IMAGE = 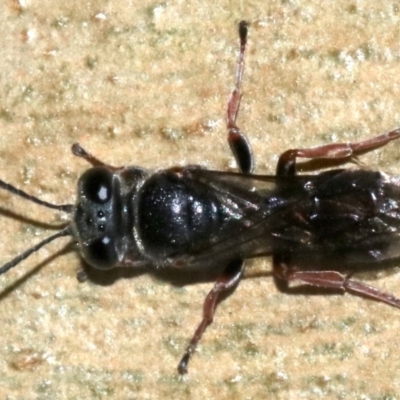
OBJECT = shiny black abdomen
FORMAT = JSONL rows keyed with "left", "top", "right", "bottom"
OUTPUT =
{"left": 272, "top": 169, "right": 400, "bottom": 264}
{"left": 137, "top": 170, "right": 227, "bottom": 259}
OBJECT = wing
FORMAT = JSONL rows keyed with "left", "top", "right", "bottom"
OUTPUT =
{"left": 169, "top": 168, "right": 400, "bottom": 270}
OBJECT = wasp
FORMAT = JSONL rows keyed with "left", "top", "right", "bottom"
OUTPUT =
{"left": 1, "top": 21, "right": 400, "bottom": 374}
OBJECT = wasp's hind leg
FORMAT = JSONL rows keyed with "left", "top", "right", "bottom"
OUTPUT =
{"left": 272, "top": 254, "right": 400, "bottom": 309}
{"left": 178, "top": 258, "right": 244, "bottom": 374}
{"left": 276, "top": 129, "right": 400, "bottom": 177}
{"left": 226, "top": 20, "right": 254, "bottom": 174}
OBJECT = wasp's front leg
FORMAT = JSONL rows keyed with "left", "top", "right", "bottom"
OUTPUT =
{"left": 71, "top": 143, "right": 121, "bottom": 171}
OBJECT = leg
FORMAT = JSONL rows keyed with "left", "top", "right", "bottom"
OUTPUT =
{"left": 71, "top": 143, "right": 119, "bottom": 170}
{"left": 76, "top": 268, "right": 88, "bottom": 283}
{"left": 226, "top": 21, "right": 254, "bottom": 174}
{"left": 273, "top": 256, "right": 400, "bottom": 309}
{"left": 178, "top": 258, "right": 244, "bottom": 374}
{"left": 276, "top": 129, "right": 400, "bottom": 176}
{"left": 272, "top": 254, "right": 290, "bottom": 292}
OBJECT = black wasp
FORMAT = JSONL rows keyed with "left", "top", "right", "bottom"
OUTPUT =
{"left": 2, "top": 21, "right": 400, "bottom": 374}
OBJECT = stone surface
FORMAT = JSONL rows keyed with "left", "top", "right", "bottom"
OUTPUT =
{"left": 1, "top": 1, "right": 400, "bottom": 398}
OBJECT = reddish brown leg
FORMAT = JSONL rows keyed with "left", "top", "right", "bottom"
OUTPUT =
{"left": 276, "top": 129, "right": 400, "bottom": 176}
{"left": 178, "top": 259, "right": 244, "bottom": 374}
{"left": 273, "top": 256, "right": 400, "bottom": 309}
{"left": 178, "top": 21, "right": 252, "bottom": 373}
{"left": 226, "top": 20, "right": 254, "bottom": 174}
{"left": 71, "top": 143, "right": 120, "bottom": 170}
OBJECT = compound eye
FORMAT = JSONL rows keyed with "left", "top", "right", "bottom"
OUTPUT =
{"left": 80, "top": 167, "right": 113, "bottom": 204}
{"left": 84, "top": 236, "right": 118, "bottom": 270}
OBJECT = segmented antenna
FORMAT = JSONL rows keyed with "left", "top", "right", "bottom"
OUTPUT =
{"left": 0, "top": 179, "right": 74, "bottom": 213}
{"left": 0, "top": 178, "right": 74, "bottom": 275}
{"left": 0, "top": 227, "right": 71, "bottom": 275}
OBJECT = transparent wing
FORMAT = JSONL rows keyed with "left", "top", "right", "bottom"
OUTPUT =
{"left": 169, "top": 168, "right": 400, "bottom": 270}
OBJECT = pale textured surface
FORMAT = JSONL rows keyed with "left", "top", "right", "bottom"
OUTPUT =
{"left": 1, "top": 1, "right": 400, "bottom": 399}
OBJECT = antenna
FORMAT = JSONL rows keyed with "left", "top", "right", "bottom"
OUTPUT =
{"left": 0, "top": 178, "right": 74, "bottom": 275}
{"left": 0, "top": 179, "right": 74, "bottom": 213}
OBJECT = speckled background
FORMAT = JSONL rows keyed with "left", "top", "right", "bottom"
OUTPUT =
{"left": 1, "top": 1, "right": 400, "bottom": 399}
